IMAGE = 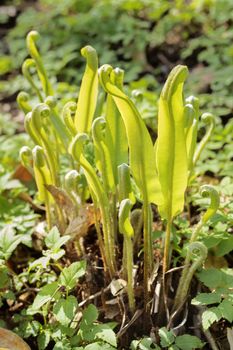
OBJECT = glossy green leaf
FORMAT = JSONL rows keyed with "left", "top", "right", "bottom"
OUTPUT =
{"left": 99, "top": 64, "right": 162, "bottom": 205}
{"left": 75, "top": 46, "right": 98, "bottom": 133}
{"left": 156, "top": 65, "right": 189, "bottom": 219}
{"left": 105, "top": 68, "right": 128, "bottom": 183}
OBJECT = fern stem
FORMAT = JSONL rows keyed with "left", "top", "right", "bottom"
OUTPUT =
{"left": 125, "top": 235, "right": 135, "bottom": 312}
{"left": 143, "top": 198, "right": 152, "bottom": 305}
{"left": 163, "top": 217, "right": 172, "bottom": 275}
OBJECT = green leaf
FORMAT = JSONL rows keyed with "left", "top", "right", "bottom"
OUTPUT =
{"left": 159, "top": 327, "right": 175, "bottom": 347}
{"left": 168, "top": 346, "right": 179, "bottom": 350}
{"left": 80, "top": 304, "right": 98, "bottom": 328}
{"left": 131, "top": 337, "right": 160, "bottom": 349}
{"left": 95, "top": 326, "right": 117, "bottom": 347}
{"left": 20, "top": 320, "right": 41, "bottom": 338}
{"left": 53, "top": 339, "right": 72, "bottom": 350}
{"left": 175, "top": 335, "right": 204, "bottom": 349}
{"left": 48, "top": 250, "right": 66, "bottom": 261}
{"left": 74, "top": 46, "right": 98, "bottom": 133}
{"left": 29, "top": 256, "right": 50, "bottom": 270}
{"left": 38, "top": 330, "right": 51, "bottom": 350}
{"left": 197, "top": 268, "right": 233, "bottom": 289}
{"left": 192, "top": 292, "right": 221, "bottom": 306}
{"left": 32, "top": 282, "right": 60, "bottom": 310}
{"left": 45, "top": 227, "right": 60, "bottom": 248}
{"left": 45, "top": 226, "right": 70, "bottom": 251}
{"left": 216, "top": 236, "right": 233, "bottom": 256}
{"left": 218, "top": 299, "right": 233, "bottom": 323}
{"left": 105, "top": 68, "right": 128, "bottom": 184}
{"left": 53, "top": 296, "right": 78, "bottom": 326}
{"left": 84, "top": 342, "right": 116, "bottom": 350}
{"left": 99, "top": 65, "right": 162, "bottom": 205}
{"left": 59, "top": 261, "right": 86, "bottom": 290}
{"left": 0, "top": 265, "right": 9, "bottom": 288}
{"left": 156, "top": 65, "right": 188, "bottom": 219}
{"left": 92, "top": 117, "right": 115, "bottom": 192}
{"left": 119, "top": 199, "right": 134, "bottom": 237}
{"left": 202, "top": 307, "right": 222, "bottom": 330}
{"left": 0, "top": 225, "right": 21, "bottom": 260}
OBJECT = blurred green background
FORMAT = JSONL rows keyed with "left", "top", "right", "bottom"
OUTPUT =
{"left": 1, "top": 0, "right": 233, "bottom": 118}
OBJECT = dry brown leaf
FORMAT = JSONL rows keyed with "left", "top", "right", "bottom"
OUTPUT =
{"left": 12, "top": 164, "right": 33, "bottom": 182}
{"left": 65, "top": 204, "right": 99, "bottom": 239}
{"left": 45, "top": 184, "right": 77, "bottom": 220}
{"left": 0, "top": 328, "right": 31, "bottom": 350}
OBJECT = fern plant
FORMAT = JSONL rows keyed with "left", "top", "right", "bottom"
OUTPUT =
{"left": 18, "top": 31, "right": 217, "bottom": 316}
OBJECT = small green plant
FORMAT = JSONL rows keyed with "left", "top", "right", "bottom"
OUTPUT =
{"left": 173, "top": 185, "right": 220, "bottom": 313}
{"left": 131, "top": 327, "right": 204, "bottom": 350}
{"left": 192, "top": 268, "right": 233, "bottom": 331}
{"left": 0, "top": 225, "right": 117, "bottom": 350}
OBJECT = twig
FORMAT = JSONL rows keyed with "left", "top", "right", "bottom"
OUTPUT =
{"left": 117, "top": 309, "right": 144, "bottom": 338}
{"left": 78, "top": 285, "right": 110, "bottom": 307}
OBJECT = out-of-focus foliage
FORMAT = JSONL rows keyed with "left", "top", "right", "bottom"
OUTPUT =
{"left": 1, "top": 0, "right": 233, "bottom": 119}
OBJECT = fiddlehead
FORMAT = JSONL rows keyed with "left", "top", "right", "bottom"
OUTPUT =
{"left": 118, "top": 163, "right": 135, "bottom": 204}
{"left": 173, "top": 186, "right": 219, "bottom": 314}
{"left": 193, "top": 113, "right": 215, "bottom": 166}
{"left": 20, "top": 146, "right": 33, "bottom": 175}
{"left": 62, "top": 102, "right": 77, "bottom": 136}
{"left": 64, "top": 170, "right": 82, "bottom": 206}
{"left": 200, "top": 185, "right": 220, "bottom": 224}
{"left": 17, "top": 92, "right": 33, "bottom": 114}
{"left": 92, "top": 117, "right": 115, "bottom": 192}
{"left": 45, "top": 96, "right": 71, "bottom": 149}
{"left": 26, "top": 31, "right": 53, "bottom": 96}
{"left": 173, "top": 242, "right": 207, "bottom": 311}
{"left": 69, "top": 134, "right": 116, "bottom": 277}
{"left": 31, "top": 103, "right": 58, "bottom": 185}
{"left": 22, "top": 59, "right": 43, "bottom": 102}
{"left": 74, "top": 45, "right": 98, "bottom": 133}
{"left": 32, "top": 145, "right": 53, "bottom": 229}
{"left": 24, "top": 112, "right": 41, "bottom": 145}
{"left": 191, "top": 184, "right": 220, "bottom": 242}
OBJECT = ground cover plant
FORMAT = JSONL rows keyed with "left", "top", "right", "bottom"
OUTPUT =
{"left": 1, "top": 27, "right": 233, "bottom": 350}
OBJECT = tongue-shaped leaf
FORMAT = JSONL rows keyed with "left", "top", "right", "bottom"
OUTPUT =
{"left": 99, "top": 64, "right": 162, "bottom": 205}
{"left": 156, "top": 65, "right": 189, "bottom": 219}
